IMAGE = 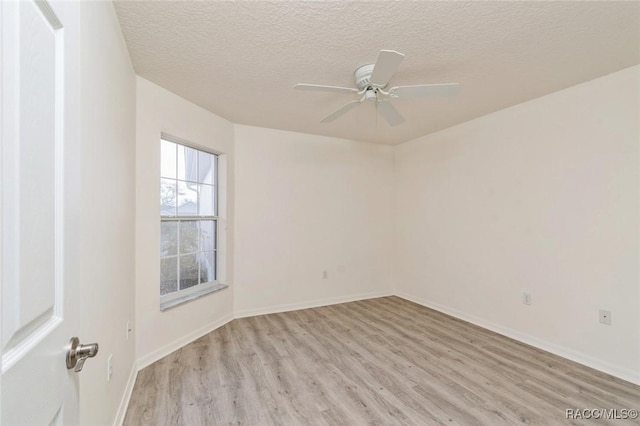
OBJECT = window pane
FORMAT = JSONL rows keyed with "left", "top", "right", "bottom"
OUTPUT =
{"left": 199, "top": 220, "right": 216, "bottom": 252}
{"left": 198, "top": 251, "right": 215, "bottom": 284}
{"left": 198, "top": 151, "right": 215, "bottom": 184}
{"left": 160, "top": 221, "right": 178, "bottom": 256}
{"left": 160, "top": 179, "right": 177, "bottom": 216}
{"left": 180, "top": 254, "right": 198, "bottom": 290}
{"left": 161, "top": 140, "right": 177, "bottom": 179}
{"left": 177, "top": 145, "right": 198, "bottom": 182}
{"left": 177, "top": 181, "right": 198, "bottom": 216}
{"left": 198, "top": 184, "right": 216, "bottom": 216}
{"left": 160, "top": 141, "right": 220, "bottom": 300}
{"left": 160, "top": 257, "right": 178, "bottom": 295}
{"left": 179, "top": 221, "right": 198, "bottom": 254}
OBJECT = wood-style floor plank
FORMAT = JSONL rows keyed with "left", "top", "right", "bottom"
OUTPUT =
{"left": 124, "top": 297, "right": 640, "bottom": 425}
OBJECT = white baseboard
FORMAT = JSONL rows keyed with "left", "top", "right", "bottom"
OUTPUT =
{"left": 136, "top": 313, "right": 234, "bottom": 370}
{"left": 233, "top": 290, "right": 393, "bottom": 319}
{"left": 395, "top": 291, "right": 640, "bottom": 386}
{"left": 113, "top": 362, "right": 138, "bottom": 426}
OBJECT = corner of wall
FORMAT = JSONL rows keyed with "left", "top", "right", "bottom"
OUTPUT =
{"left": 391, "top": 66, "right": 640, "bottom": 384}
{"left": 79, "top": 1, "right": 137, "bottom": 425}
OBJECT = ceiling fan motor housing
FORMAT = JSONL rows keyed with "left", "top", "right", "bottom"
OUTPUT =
{"left": 354, "top": 64, "right": 377, "bottom": 90}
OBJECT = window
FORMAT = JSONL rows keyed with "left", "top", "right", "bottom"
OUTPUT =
{"left": 160, "top": 137, "right": 224, "bottom": 308}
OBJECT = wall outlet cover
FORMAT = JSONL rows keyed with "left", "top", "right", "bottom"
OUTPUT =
{"left": 107, "top": 354, "right": 113, "bottom": 382}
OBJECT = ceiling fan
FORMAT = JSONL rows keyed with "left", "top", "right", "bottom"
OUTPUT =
{"left": 294, "top": 50, "right": 459, "bottom": 127}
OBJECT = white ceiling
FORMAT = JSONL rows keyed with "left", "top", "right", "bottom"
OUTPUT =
{"left": 114, "top": 1, "right": 640, "bottom": 145}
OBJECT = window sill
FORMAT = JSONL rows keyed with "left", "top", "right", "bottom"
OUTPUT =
{"left": 160, "top": 283, "right": 228, "bottom": 311}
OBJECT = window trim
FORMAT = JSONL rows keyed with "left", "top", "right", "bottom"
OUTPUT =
{"left": 159, "top": 134, "right": 227, "bottom": 309}
{"left": 160, "top": 283, "right": 228, "bottom": 311}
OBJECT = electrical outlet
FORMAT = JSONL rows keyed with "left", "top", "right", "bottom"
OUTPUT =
{"left": 522, "top": 292, "right": 532, "bottom": 306}
{"left": 599, "top": 309, "right": 612, "bottom": 326}
{"left": 126, "top": 320, "right": 132, "bottom": 340}
{"left": 322, "top": 270, "right": 328, "bottom": 279}
{"left": 107, "top": 354, "right": 113, "bottom": 382}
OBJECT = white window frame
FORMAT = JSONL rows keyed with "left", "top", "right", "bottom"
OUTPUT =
{"left": 159, "top": 133, "right": 228, "bottom": 310}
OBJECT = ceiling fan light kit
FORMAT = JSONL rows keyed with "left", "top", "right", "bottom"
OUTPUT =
{"left": 295, "top": 50, "right": 459, "bottom": 127}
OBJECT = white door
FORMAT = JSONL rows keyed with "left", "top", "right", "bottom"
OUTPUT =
{"left": 1, "top": 0, "right": 85, "bottom": 424}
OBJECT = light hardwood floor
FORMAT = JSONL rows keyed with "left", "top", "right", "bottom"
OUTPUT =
{"left": 124, "top": 297, "right": 640, "bottom": 425}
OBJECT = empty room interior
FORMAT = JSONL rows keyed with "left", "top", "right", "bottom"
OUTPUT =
{"left": 1, "top": 1, "right": 639, "bottom": 425}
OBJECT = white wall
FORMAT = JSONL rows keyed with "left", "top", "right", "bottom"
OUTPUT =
{"left": 77, "top": 2, "right": 136, "bottom": 425}
{"left": 395, "top": 66, "right": 640, "bottom": 384}
{"left": 135, "top": 77, "right": 235, "bottom": 367}
{"left": 233, "top": 125, "right": 395, "bottom": 316}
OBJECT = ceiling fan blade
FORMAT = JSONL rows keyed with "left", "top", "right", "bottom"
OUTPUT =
{"left": 294, "top": 83, "right": 359, "bottom": 94}
{"left": 321, "top": 100, "right": 362, "bottom": 123}
{"left": 390, "top": 83, "right": 459, "bottom": 99}
{"left": 377, "top": 101, "right": 404, "bottom": 127}
{"left": 369, "top": 50, "right": 405, "bottom": 88}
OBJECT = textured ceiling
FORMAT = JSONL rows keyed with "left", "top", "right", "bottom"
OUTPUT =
{"left": 114, "top": 1, "right": 640, "bottom": 145}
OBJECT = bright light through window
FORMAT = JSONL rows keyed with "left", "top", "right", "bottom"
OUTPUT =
{"left": 160, "top": 139, "right": 218, "bottom": 298}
